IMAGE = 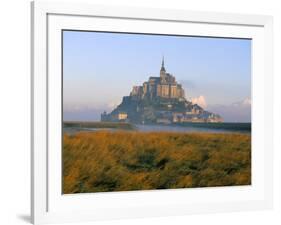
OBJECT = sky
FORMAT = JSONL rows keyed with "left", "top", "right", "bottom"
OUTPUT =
{"left": 63, "top": 30, "right": 251, "bottom": 122}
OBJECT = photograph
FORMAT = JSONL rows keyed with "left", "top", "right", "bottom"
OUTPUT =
{"left": 62, "top": 30, "right": 251, "bottom": 194}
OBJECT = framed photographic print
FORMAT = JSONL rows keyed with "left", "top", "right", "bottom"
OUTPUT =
{"left": 31, "top": 1, "right": 273, "bottom": 224}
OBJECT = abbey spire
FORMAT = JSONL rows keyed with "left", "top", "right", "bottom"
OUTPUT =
{"left": 160, "top": 56, "right": 166, "bottom": 72}
{"left": 160, "top": 56, "right": 166, "bottom": 79}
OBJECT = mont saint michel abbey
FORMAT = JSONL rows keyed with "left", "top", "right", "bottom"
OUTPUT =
{"left": 101, "top": 58, "right": 222, "bottom": 124}
{"left": 130, "top": 57, "right": 185, "bottom": 100}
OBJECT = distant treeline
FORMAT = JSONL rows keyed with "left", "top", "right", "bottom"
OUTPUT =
{"left": 63, "top": 121, "right": 136, "bottom": 130}
{"left": 175, "top": 122, "right": 251, "bottom": 132}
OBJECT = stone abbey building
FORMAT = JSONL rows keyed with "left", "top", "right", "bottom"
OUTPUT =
{"left": 130, "top": 57, "right": 185, "bottom": 100}
{"left": 101, "top": 58, "right": 223, "bottom": 124}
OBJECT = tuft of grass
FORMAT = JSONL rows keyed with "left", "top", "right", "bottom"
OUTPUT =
{"left": 63, "top": 131, "right": 251, "bottom": 194}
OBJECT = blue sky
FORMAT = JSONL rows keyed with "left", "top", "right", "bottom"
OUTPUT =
{"left": 63, "top": 31, "right": 251, "bottom": 122}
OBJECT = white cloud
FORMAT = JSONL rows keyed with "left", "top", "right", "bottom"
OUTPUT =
{"left": 232, "top": 97, "right": 251, "bottom": 107}
{"left": 191, "top": 95, "right": 207, "bottom": 108}
{"left": 207, "top": 97, "right": 251, "bottom": 122}
{"left": 107, "top": 99, "right": 121, "bottom": 110}
{"left": 242, "top": 97, "right": 251, "bottom": 106}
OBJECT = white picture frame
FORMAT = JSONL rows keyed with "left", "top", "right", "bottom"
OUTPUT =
{"left": 31, "top": 1, "right": 273, "bottom": 224}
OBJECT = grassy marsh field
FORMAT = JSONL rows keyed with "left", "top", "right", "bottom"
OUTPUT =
{"left": 63, "top": 131, "right": 251, "bottom": 194}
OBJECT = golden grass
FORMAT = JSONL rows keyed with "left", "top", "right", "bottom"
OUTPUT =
{"left": 63, "top": 131, "right": 251, "bottom": 193}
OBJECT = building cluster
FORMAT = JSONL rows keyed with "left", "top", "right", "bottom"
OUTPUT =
{"left": 101, "top": 111, "right": 128, "bottom": 122}
{"left": 130, "top": 57, "right": 185, "bottom": 100}
{"left": 172, "top": 111, "right": 223, "bottom": 123}
{"left": 152, "top": 104, "right": 222, "bottom": 124}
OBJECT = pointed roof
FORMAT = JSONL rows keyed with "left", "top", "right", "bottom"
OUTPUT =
{"left": 160, "top": 56, "right": 166, "bottom": 72}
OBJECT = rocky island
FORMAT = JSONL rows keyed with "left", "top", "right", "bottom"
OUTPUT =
{"left": 101, "top": 58, "right": 223, "bottom": 124}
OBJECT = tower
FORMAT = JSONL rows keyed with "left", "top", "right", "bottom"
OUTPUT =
{"left": 160, "top": 56, "right": 166, "bottom": 78}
